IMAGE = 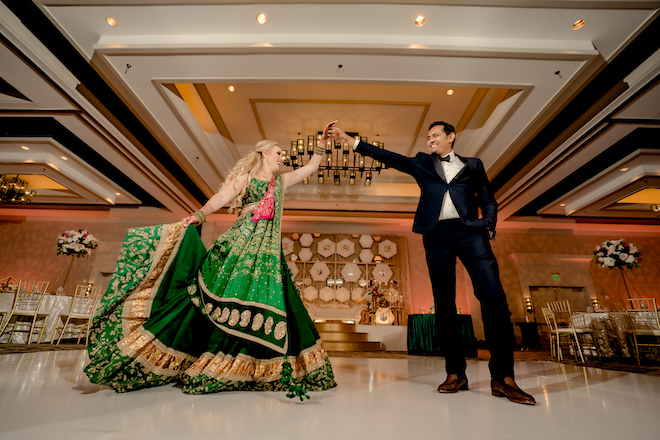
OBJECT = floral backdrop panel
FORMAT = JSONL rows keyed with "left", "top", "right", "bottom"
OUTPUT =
{"left": 281, "top": 232, "right": 410, "bottom": 325}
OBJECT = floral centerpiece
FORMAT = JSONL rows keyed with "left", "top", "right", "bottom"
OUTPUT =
{"left": 56, "top": 229, "right": 99, "bottom": 257}
{"left": 593, "top": 238, "right": 642, "bottom": 269}
{"left": 0, "top": 280, "right": 18, "bottom": 292}
{"left": 364, "top": 281, "right": 390, "bottom": 316}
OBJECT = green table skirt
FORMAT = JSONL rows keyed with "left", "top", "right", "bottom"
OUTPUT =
{"left": 407, "top": 314, "right": 477, "bottom": 357}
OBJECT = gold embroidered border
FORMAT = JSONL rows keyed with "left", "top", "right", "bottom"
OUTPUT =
{"left": 117, "top": 222, "right": 193, "bottom": 375}
{"left": 198, "top": 272, "right": 286, "bottom": 317}
{"left": 121, "top": 222, "right": 184, "bottom": 335}
{"left": 117, "top": 326, "right": 197, "bottom": 376}
{"left": 185, "top": 339, "right": 329, "bottom": 382}
{"left": 197, "top": 270, "right": 289, "bottom": 353}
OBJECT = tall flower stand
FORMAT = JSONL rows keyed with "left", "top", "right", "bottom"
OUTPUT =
{"left": 617, "top": 266, "right": 640, "bottom": 300}
{"left": 593, "top": 239, "right": 643, "bottom": 303}
{"left": 53, "top": 257, "right": 77, "bottom": 295}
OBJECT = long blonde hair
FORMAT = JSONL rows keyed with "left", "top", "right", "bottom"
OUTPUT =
{"left": 221, "top": 140, "right": 279, "bottom": 214}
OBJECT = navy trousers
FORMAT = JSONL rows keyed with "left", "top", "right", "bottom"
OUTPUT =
{"left": 422, "top": 219, "right": 515, "bottom": 380}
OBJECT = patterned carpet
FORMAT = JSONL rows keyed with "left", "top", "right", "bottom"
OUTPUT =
{"left": 2, "top": 344, "right": 658, "bottom": 376}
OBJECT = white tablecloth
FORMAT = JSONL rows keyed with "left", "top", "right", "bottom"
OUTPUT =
{"left": 0, "top": 292, "right": 73, "bottom": 344}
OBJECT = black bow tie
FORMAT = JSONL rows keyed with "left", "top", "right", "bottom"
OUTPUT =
{"left": 438, "top": 154, "right": 451, "bottom": 162}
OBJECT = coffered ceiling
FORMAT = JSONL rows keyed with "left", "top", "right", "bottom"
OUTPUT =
{"left": 0, "top": 1, "right": 659, "bottom": 231}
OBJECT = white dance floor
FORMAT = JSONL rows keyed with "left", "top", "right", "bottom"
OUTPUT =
{"left": 0, "top": 350, "right": 658, "bottom": 439}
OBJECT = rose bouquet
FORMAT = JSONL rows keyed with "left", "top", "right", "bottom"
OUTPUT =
{"left": 593, "top": 238, "right": 642, "bottom": 269}
{"left": 56, "top": 229, "right": 98, "bottom": 257}
{"left": 0, "top": 280, "right": 18, "bottom": 292}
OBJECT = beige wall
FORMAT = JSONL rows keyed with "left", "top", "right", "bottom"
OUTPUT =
{"left": 1, "top": 217, "right": 658, "bottom": 342}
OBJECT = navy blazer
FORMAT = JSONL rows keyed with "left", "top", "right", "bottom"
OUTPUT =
{"left": 356, "top": 140, "right": 497, "bottom": 234}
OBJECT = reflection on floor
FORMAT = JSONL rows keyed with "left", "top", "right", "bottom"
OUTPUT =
{"left": 0, "top": 350, "right": 658, "bottom": 439}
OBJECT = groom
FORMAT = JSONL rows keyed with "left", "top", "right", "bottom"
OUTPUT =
{"left": 330, "top": 122, "right": 535, "bottom": 405}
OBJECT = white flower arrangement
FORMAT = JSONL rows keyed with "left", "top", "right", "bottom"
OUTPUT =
{"left": 593, "top": 239, "right": 642, "bottom": 270}
{"left": 56, "top": 229, "right": 98, "bottom": 257}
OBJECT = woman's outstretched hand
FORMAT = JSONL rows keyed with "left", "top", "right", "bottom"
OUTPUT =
{"left": 319, "top": 120, "right": 337, "bottom": 146}
{"left": 182, "top": 215, "right": 198, "bottom": 228}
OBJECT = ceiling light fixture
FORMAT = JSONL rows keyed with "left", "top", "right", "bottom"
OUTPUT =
{"left": 61, "top": 156, "right": 68, "bottom": 160}
{"left": 560, "top": 203, "right": 566, "bottom": 207}
{"left": 256, "top": 14, "right": 267, "bottom": 25}
{"left": 572, "top": 19, "right": 585, "bottom": 30}
{"left": 0, "top": 174, "right": 36, "bottom": 204}
{"left": 105, "top": 17, "right": 117, "bottom": 27}
{"left": 285, "top": 133, "right": 385, "bottom": 186}
{"left": 651, "top": 204, "right": 660, "bottom": 213}
{"left": 21, "top": 145, "right": 29, "bottom": 150}
{"left": 620, "top": 167, "right": 628, "bottom": 172}
{"left": 227, "top": 85, "right": 236, "bottom": 92}
{"left": 415, "top": 16, "right": 426, "bottom": 27}
{"left": 446, "top": 89, "right": 455, "bottom": 95}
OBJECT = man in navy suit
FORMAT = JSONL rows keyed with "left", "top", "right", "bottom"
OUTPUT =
{"left": 331, "top": 122, "right": 535, "bottom": 405}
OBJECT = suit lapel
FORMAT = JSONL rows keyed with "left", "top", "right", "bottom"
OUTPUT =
{"left": 452, "top": 154, "right": 472, "bottom": 181}
{"left": 431, "top": 154, "right": 447, "bottom": 182}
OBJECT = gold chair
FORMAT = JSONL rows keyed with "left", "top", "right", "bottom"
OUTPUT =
{"left": 542, "top": 306, "right": 580, "bottom": 361}
{"left": 0, "top": 276, "right": 19, "bottom": 329}
{"left": 540, "top": 307, "right": 557, "bottom": 358}
{"left": 545, "top": 300, "right": 599, "bottom": 363}
{"left": 622, "top": 298, "right": 660, "bottom": 365}
{"left": 51, "top": 284, "right": 102, "bottom": 345}
{"left": 17, "top": 279, "right": 50, "bottom": 295}
{"left": 0, "top": 280, "right": 49, "bottom": 345}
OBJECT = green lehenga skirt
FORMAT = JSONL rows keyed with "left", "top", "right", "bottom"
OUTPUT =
{"left": 84, "top": 221, "right": 336, "bottom": 394}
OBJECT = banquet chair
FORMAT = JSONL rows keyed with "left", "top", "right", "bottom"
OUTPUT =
{"left": 0, "top": 290, "right": 50, "bottom": 344}
{"left": 541, "top": 307, "right": 557, "bottom": 358}
{"left": 51, "top": 284, "right": 102, "bottom": 345}
{"left": 0, "top": 276, "right": 19, "bottom": 323}
{"left": 545, "top": 300, "right": 600, "bottom": 363}
{"left": 542, "top": 306, "right": 579, "bottom": 361}
{"left": 622, "top": 298, "right": 660, "bottom": 365}
{"left": 17, "top": 279, "right": 50, "bottom": 294}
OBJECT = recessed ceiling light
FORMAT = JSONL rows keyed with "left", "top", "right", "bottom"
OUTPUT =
{"left": 415, "top": 16, "right": 426, "bottom": 27}
{"left": 60, "top": 156, "right": 68, "bottom": 160}
{"left": 620, "top": 167, "right": 628, "bottom": 172}
{"left": 105, "top": 17, "right": 117, "bottom": 27}
{"left": 21, "top": 145, "right": 29, "bottom": 150}
{"left": 560, "top": 203, "right": 566, "bottom": 207}
{"left": 115, "top": 192, "right": 121, "bottom": 196}
{"left": 446, "top": 89, "right": 455, "bottom": 95}
{"left": 256, "top": 14, "right": 267, "bottom": 25}
{"left": 572, "top": 19, "right": 585, "bottom": 30}
{"left": 228, "top": 85, "right": 236, "bottom": 92}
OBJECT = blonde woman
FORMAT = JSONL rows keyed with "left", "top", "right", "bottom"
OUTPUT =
{"left": 86, "top": 121, "right": 337, "bottom": 398}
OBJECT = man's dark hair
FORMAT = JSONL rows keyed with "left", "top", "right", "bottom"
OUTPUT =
{"left": 428, "top": 121, "right": 455, "bottom": 146}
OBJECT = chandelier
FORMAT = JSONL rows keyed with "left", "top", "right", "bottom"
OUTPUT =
{"left": 0, "top": 174, "right": 37, "bottom": 204}
{"left": 283, "top": 133, "right": 385, "bottom": 186}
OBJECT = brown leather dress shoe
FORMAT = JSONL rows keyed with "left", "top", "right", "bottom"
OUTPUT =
{"left": 491, "top": 377, "right": 536, "bottom": 405}
{"left": 437, "top": 374, "right": 468, "bottom": 393}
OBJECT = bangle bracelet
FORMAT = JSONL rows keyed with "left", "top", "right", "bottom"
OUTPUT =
{"left": 192, "top": 209, "right": 206, "bottom": 224}
{"left": 314, "top": 144, "right": 325, "bottom": 155}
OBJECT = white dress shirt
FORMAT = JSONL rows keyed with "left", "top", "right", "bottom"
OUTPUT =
{"left": 352, "top": 139, "right": 464, "bottom": 220}
{"left": 437, "top": 151, "right": 464, "bottom": 220}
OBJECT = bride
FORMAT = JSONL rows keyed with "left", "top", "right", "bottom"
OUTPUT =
{"left": 85, "top": 121, "right": 338, "bottom": 397}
